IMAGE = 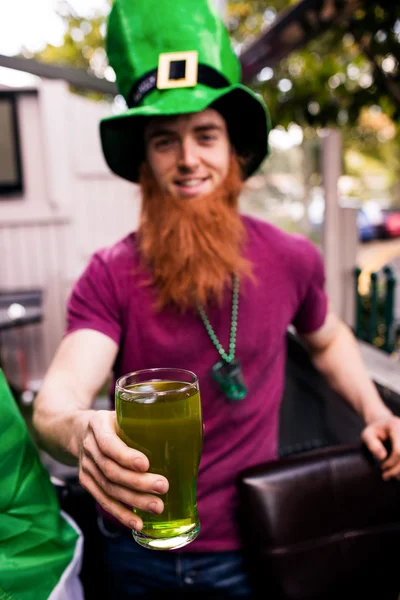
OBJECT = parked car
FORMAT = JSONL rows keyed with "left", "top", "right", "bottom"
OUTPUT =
{"left": 357, "top": 207, "right": 377, "bottom": 242}
{"left": 308, "top": 195, "right": 384, "bottom": 243}
{"left": 377, "top": 210, "right": 400, "bottom": 239}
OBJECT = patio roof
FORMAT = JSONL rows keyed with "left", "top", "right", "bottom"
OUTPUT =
{"left": 239, "top": 0, "right": 363, "bottom": 82}
{"left": 0, "top": 53, "right": 118, "bottom": 95}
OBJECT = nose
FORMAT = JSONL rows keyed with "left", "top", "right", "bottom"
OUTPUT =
{"left": 177, "top": 138, "right": 199, "bottom": 171}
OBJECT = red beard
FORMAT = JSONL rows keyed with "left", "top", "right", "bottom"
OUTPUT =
{"left": 137, "top": 154, "right": 254, "bottom": 311}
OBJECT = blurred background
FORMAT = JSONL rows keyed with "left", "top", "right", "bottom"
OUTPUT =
{"left": 0, "top": 0, "right": 399, "bottom": 405}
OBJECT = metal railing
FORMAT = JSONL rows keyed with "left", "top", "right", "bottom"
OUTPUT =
{"left": 354, "top": 266, "right": 397, "bottom": 354}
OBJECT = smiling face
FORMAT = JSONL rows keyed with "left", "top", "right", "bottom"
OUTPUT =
{"left": 143, "top": 109, "right": 231, "bottom": 199}
{"left": 138, "top": 150, "right": 252, "bottom": 311}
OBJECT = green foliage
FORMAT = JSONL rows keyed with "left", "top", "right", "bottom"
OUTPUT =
{"left": 357, "top": 286, "right": 399, "bottom": 355}
{"left": 227, "top": 0, "right": 400, "bottom": 186}
{"left": 35, "top": 15, "right": 106, "bottom": 71}
{"left": 228, "top": 0, "right": 400, "bottom": 128}
{"left": 30, "top": 1, "right": 110, "bottom": 99}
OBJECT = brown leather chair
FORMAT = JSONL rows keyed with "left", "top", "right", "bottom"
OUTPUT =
{"left": 238, "top": 442, "right": 400, "bottom": 600}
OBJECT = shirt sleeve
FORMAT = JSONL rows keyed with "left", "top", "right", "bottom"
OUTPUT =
{"left": 291, "top": 244, "right": 328, "bottom": 335}
{"left": 65, "top": 252, "right": 122, "bottom": 344}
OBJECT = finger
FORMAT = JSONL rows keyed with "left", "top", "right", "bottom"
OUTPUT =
{"left": 361, "top": 428, "right": 388, "bottom": 462}
{"left": 381, "top": 445, "right": 400, "bottom": 472}
{"left": 381, "top": 449, "right": 400, "bottom": 470}
{"left": 80, "top": 457, "right": 165, "bottom": 515}
{"left": 89, "top": 411, "right": 149, "bottom": 472}
{"left": 79, "top": 468, "right": 144, "bottom": 531}
{"left": 82, "top": 432, "right": 169, "bottom": 494}
{"left": 381, "top": 432, "right": 400, "bottom": 469}
{"left": 381, "top": 464, "right": 400, "bottom": 480}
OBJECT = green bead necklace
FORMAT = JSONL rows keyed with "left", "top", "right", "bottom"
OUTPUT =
{"left": 197, "top": 275, "right": 247, "bottom": 401}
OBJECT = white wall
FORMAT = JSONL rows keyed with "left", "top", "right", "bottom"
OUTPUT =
{"left": 0, "top": 80, "right": 141, "bottom": 388}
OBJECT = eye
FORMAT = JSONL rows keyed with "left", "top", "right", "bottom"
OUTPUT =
{"left": 198, "top": 133, "right": 217, "bottom": 144}
{"left": 154, "top": 137, "right": 174, "bottom": 150}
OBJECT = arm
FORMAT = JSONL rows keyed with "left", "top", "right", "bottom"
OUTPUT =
{"left": 299, "top": 312, "right": 400, "bottom": 479}
{"left": 33, "top": 329, "right": 116, "bottom": 464}
{"left": 33, "top": 329, "right": 168, "bottom": 530}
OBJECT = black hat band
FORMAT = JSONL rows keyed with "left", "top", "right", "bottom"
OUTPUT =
{"left": 127, "top": 63, "right": 230, "bottom": 108}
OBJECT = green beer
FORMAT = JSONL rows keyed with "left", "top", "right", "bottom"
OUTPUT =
{"left": 115, "top": 369, "right": 203, "bottom": 550}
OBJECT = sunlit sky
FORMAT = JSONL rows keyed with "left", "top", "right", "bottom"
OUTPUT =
{"left": 0, "top": 0, "right": 110, "bottom": 87}
{"left": 0, "top": 0, "right": 109, "bottom": 55}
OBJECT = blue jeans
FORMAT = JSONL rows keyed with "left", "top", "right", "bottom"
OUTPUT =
{"left": 98, "top": 516, "right": 258, "bottom": 598}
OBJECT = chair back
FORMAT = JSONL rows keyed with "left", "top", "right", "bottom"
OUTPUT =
{"left": 238, "top": 443, "right": 400, "bottom": 600}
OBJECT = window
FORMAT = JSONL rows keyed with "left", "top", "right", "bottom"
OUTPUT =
{"left": 0, "top": 93, "right": 23, "bottom": 195}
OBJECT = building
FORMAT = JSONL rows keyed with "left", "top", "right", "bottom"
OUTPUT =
{"left": 0, "top": 72, "right": 141, "bottom": 392}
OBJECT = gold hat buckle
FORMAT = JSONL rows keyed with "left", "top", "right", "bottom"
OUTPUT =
{"left": 157, "top": 51, "right": 198, "bottom": 89}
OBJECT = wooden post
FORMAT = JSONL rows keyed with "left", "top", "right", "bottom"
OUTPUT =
{"left": 38, "top": 78, "right": 71, "bottom": 211}
{"left": 340, "top": 206, "right": 358, "bottom": 329}
{"left": 320, "top": 129, "right": 359, "bottom": 326}
{"left": 321, "top": 129, "right": 342, "bottom": 317}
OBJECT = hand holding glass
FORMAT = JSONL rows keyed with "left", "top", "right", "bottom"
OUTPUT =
{"left": 115, "top": 368, "right": 203, "bottom": 550}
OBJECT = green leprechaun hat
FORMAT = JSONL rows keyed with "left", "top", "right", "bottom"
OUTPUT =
{"left": 100, "top": 0, "right": 271, "bottom": 183}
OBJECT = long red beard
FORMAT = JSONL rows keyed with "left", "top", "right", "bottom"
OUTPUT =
{"left": 137, "top": 154, "right": 253, "bottom": 311}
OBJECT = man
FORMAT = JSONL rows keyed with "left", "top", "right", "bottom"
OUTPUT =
{"left": 33, "top": 0, "right": 400, "bottom": 597}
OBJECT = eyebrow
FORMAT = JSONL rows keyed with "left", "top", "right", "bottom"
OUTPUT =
{"left": 146, "top": 122, "right": 222, "bottom": 140}
{"left": 146, "top": 128, "right": 175, "bottom": 140}
{"left": 194, "top": 124, "right": 222, "bottom": 134}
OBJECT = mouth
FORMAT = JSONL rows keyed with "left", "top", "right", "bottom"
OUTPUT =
{"left": 174, "top": 176, "right": 211, "bottom": 197}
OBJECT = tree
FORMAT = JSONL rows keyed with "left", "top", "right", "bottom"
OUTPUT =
{"left": 29, "top": 0, "right": 111, "bottom": 98}
{"left": 227, "top": 0, "right": 400, "bottom": 204}
{"left": 228, "top": 0, "right": 400, "bottom": 126}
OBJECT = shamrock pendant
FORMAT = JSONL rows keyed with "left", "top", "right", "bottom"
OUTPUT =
{"left": 211, "top": 358, "right": 247, "bottom": 401}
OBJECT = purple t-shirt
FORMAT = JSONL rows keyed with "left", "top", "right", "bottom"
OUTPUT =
{"left": 66, "top": 215, "right": 328, "bottom": 552}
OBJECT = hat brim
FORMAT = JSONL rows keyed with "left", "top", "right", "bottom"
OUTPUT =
{"left": 100, "top": 84, "right": 271, "bottom": 183}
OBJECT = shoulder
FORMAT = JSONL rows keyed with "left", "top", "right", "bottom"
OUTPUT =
{"left": 242, "top": 214, "right": 323, "bottom": 269}
{"left": 80, "top": 233, "right": 140, "bottom": 289}
{"left": 67, "top": 233, "right": 138, "bottom": 319}
{"left": 72, "top": 232, "right": 138, "bottom": 305}
{"left": 91, "top": 232, "right": 138, "bottom": 270}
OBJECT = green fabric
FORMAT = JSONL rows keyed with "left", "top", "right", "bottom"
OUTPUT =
{"left": 100, "top": 0, "right": 271, "bottom": 183}
{"left": 106, "top": 0, "right": 240, "bottom": 100}
{"left": 0, "top": 370, "right": 79, "bottom": 600}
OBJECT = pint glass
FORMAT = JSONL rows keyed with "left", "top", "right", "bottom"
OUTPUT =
{"left": 115, "top": 368, "right": 203, "bottom": 550}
